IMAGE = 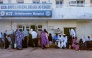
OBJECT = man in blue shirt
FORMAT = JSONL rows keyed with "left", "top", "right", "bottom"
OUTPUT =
{"left": 53, "top": 34, "right": 58, "bottom": 45}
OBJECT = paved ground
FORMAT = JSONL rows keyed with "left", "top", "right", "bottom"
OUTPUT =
{"left": 0, "top": 48, "right": 92, "bottom": 58}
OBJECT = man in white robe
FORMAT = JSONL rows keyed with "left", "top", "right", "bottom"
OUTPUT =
{"left": 63, "top": 34, "right": 68, "bottom": 48}
{"left": 86, "top": 36, "right": 92, "bottom": 41}
{"left": 57, "top": 35, "right": 63, "bottom": 48}
{"left": 57, "top": 34, "right": 67, "bottom": 49}
{"left": 69, "top": 29, "right": 75, "bottom": 38}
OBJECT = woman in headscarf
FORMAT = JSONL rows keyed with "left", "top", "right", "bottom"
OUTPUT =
{"left": 72, "top": 37, "right": 79, "bottom": 51}
{"left": 79, "top": 36, "right": 87, "bottom": 50}
{"left": 41, "top": 30, "right": 49, "bottom": 49}
{"left": 4, "top": 31, "right": 10, "bottom": 49}
{"left": 22, "top": 28, "right": 28, "bottom": 48}
{"left": 44, "top": 29, "right": 49, "bottom": 48}
{"left": 10, "top": 30, "right": 15, "bottom": 49}
{"left": 15, "top": 29, "right": 24, "bottom": 50}
{"left": 37, "top": 29, "right": 41, "bottom": 47}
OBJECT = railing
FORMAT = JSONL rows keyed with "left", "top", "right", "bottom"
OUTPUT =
{"left": 55, "top": 4, "right": 91, "bottom": 8}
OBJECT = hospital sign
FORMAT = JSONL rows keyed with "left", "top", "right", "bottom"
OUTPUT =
{"left": 0, "top": 3, "right": 52, "bottom": 17}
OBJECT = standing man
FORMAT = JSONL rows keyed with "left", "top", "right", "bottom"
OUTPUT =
{"left": 28, "top": 29, "right": 32, "bottom": 47}
{"left": 69, "top": 29, "right": 75, "bottom": 38}
{"left": 31, "top": 29, "right": 38, "bottom": 48}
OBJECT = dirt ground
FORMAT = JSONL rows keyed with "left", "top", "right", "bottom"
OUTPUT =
{"left": 0, "top": 48, "right": 92, "bottom": 58}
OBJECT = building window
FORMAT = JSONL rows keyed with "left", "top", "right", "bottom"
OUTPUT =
{"left": 32, "top": 0, "right": 40, "bottom": 3}
{"left": 16, "top": 0, "right": 24, "bottom": 3}
{"left": 42, "top": 1, "right": 46, "bottom": 3}
{"left": 69, "top": 1, "right": 76, "bottom": 6}
{"left": 0, "top": 0, "right": 3, "bottom": 4}
{"left": 76, "top": 0, "right": 84, "bottom": 7}
{"left": 56, "top": 0, "right": 63, "bottom": 8}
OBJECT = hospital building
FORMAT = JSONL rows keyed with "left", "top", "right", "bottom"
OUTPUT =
{"left": 0, "top": 0, "right": 92, "bottom": 40}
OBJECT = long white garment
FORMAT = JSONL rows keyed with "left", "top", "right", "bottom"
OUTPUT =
{"left": 63, "top": 36, "right": 67, "bottom": 48}
{"left": 86, "top": 38, "right": 92, "bottom": 41}
{"left": 82, "top": 36, "right": 85, "bottom": 43}
{"left": 57, "top": 36, "right": 63, "bottom": 48}
{"left": 69, "top": 29, "right": 75, "bottom": 38}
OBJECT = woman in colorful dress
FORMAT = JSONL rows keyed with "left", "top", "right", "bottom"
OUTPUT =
{"left": 15, "top": 29, "right": 24, "bottom": 50}
{"left": 41, "top": 30, "right": 49, "bottom": 49}
{"left": 72, "top": 37, "right": 79, "bottom": 51}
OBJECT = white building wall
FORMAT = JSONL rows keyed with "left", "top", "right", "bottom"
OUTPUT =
{"left": 85, "top": 0, "right": 90, "bottom": 6}
{"left": 63, "top": 0, "right": 70, "bottom": 7}
{"left": 48, "top": 20, "right": 77, "bottom": 36}
{"left": 0, "top": 21, "right": 11, "bottom": 33}
{"left": 50, "top": 0, "right": 56, "bottom": 8}
{"left": 3, "top": 0, "right": 8, "bottom": 3}
{"left": 24, "top": 0, "right": 32, "bottom": 3}
{"left": 11, "top": 0, "right": 16, "bottom": 3}
{"left": 76, "top": 21, "right": 92, "bottom": 41}
{"left": 2, "top": 0, "right": 92, "bottom": 7}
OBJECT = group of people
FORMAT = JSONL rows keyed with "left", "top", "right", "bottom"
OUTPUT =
{"left": 0, "top": 28, "right": 92, "bottom": 51}
{"left": 0, "top": 28, "right": 52, "bottom": 50}
{"left": 52, "top": 29, "right": 92, "bottom": 51}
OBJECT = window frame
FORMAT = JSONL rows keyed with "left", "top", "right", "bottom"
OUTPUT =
{"left": 56, "top": 0, "right": 63, "bottom": 8}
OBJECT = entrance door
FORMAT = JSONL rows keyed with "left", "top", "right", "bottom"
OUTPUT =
{"left": 30, "top": 25, "right": 36, "bottom": 31}
{"left": 64, "top": 27, "right": 76, "bottom": 36}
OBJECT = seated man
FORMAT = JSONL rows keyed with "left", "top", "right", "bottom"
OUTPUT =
{"left": 86, "top": 36, "right": 92, "bottom": 50}
{"left": 52, "top": 34, "right": 58, "bottom": 45}
{"left": 79, "top": 36, "right": 87, "bottom": 50}
{"left": 62, "top": 34, "right": 68, "bottom": 49}
{"left": 57, "top": 35, "right": 63, "bottom": 48}
{"left": 57, "top": 34, "right": 67, "bottom": 49}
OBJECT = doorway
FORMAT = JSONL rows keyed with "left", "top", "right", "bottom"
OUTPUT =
{"left": 64, "top": 27, "right": 76, "bottom": 36}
